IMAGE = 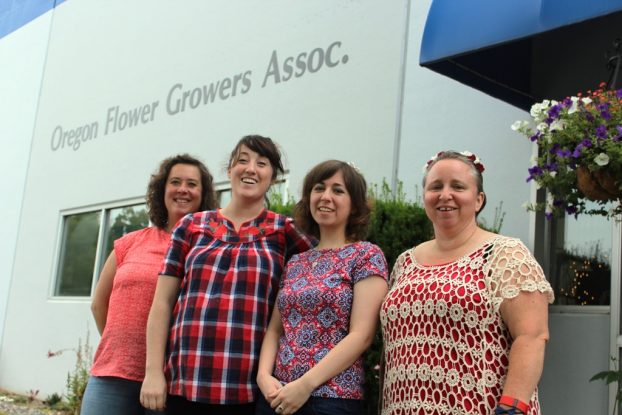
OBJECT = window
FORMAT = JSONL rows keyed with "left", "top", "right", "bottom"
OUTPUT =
{"left": 544, "top": 201, "right": 613, "bottom": 306}
{"left": 53, "top": 177, "right": 290, "bottom": 297}
{"left": 53, "top": 202, "right": 148, "bottom": 297}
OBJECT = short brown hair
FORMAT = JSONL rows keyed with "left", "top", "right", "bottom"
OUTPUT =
{"left": 228, "top": 135, "right": 284, "bottom": 180}
{"left": 147, "top": 154, "right": 217, "bottom": 229}
{"left": 295, "top": 160, "right": 371, "bottom": 241}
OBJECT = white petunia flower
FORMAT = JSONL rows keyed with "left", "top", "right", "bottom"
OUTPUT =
{"left": 582, "top": 97, "right": 592, "bottom": 105}
{"left": 511, "top": 120, "right": 530, "bottom": 131}
{"left": 568, "top": 96, "right": 580, "bottom": 114}
{"left": 536, "top": 122, "right": 548, "bottom": 132}
{"left": 549, "top": 119, "right": 566, "bottom": 131}
{"left": 594, "top": 153, "right": 610, "bottom": 166}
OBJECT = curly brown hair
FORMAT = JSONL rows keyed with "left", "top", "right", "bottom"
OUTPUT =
{"left": 146, "top": 154, "right": 217, "bottom": 229}
{"left": 295, "top": 160, "right": 371, "bottom": 241}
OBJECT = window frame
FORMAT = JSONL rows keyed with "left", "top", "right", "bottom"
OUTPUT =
{"left": 50, "top": 197, "right": 147, "bottom": 300}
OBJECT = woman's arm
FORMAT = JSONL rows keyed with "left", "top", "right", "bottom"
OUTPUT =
{"left": 140, "top": 275, "right": 180, "bottom": 411}
{"left": 90, "top": 252, "right": 117, "bottom": 335}
{"left": 499, "top": 290, "right": 550, "bottom": 405}
{"left": 269, "top": 276, "right": 388, "bottom": 414}
{"left": 256, "top": 303, "right": 285, "bottom": 403}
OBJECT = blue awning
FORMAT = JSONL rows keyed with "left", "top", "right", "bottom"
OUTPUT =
{"left": 420, "top": 0, "right": 622, "bottom": 110}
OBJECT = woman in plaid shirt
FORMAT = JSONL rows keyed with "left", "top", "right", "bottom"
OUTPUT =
{"left": 140, "top": 135, "right": 315, "bottom": 415}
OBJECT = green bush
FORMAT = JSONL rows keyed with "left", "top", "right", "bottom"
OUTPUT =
{"left": 270, "top": 180, "right": 432, "bottom": 415}
{"left": 364, "top": 181, "right": 432, "bottom": 414}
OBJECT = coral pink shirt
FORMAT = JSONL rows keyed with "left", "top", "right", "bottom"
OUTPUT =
{"left": 91, "top": 226, "right": 170, "bottom": 381}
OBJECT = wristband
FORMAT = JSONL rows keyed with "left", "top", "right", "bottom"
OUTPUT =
{"left": 498, "top": 395, "right": 529, "bottom": 414}
{"left": 494, "top": 406, "right": 521, "bottom": 415}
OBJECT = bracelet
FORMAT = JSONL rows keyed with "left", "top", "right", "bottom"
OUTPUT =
{"left": 494, "top": 406, "right": 522, "bottom": 415}
{"left": 498, "top": 395, "right": 529, "bottom": 414}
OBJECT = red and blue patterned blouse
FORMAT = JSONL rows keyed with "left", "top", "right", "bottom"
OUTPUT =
{"left": 273, "top": 241, "right": 388, "bottom": 399}
{"left": 160, "top": 209, "right": 314, "bottom": 404}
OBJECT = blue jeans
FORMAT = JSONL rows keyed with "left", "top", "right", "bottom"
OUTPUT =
{"left": 81, "top": 376, "right": 164, "bottom": 415}
{"left": 255, "top": 394, "right": 364, "bottom": 415}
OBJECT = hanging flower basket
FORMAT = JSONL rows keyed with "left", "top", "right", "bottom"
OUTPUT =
{"left": 512, "top": 82, "right": 622, "bottom": 219}
{"left": 576, "top": 166, "right": 622, "bottom": 201}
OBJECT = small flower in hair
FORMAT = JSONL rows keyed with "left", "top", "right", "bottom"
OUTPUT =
{"left": 422, "top": 152, "right": 443, "bottom": 172}
{"left": 347, "top": 161, "right": 362, "bottom": 174}
{"left": 423, "top": 150, "right": 485, "bottom": 173}
{"left": 459, "top": 151, "right": 485, "bottom": 173}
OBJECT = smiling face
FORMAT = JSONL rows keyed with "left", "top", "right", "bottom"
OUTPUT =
{"left": 228, "top": 144, "right": 274, "bottom": 204}
{"left": 423, "top": 159, "right": 484, "bottom": 230}
{"left": 164, "top": 163, "right": 203, "bottom": 226}
{"left": 309, "top": 170, "right": 352, "bottom": 236}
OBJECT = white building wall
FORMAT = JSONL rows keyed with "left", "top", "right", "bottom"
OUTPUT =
{"left": 0, "top": 12, "right": 52, "bottom": 354}
{"left": 0, "top": 0, "right": 408, "bottom": 397}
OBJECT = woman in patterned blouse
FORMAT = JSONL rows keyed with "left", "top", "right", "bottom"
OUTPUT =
{"left": 140, "top": 135, "right": 314, "bottom": 415}
{"left": 380, "top": 150, "right": 554, "bottom": 415}
{"left": 256, "top": 160, "right": 389, "bottom": 415}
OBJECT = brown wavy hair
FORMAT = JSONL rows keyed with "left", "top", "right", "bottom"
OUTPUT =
{"left": 295, "top": 160, "right": 371, "bottom": 241}
{"left": 147, "top": 154, "right": 217, "bottom": 229}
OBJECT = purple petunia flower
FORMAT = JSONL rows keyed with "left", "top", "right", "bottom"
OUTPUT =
{"left": 598, "top": 103, "right": 612, "bottom": 120}
{"left": 546, "top": 162, "right": 558, "bottom": 172}
{"left": 555, "top": 148, "right": 572, "bottom": 158}
{"left": 581, "top": 138, "right": 593, "bottom": 147}
{"left": 548, "top": 105, "right": 562, "bottom": 119}
{"left": 596, "top": 125, "right": 608, "bottom": 139}
{"left": 530, "top": 131, "right": 541, "bottom": 142}
{"left": 526, "top": 166, "right": 543, "bottom": 182}
{"left": 572, "top": 144, "right": 584, "bottom": 158}
{"left": 614, "top": 126, "right": 622, "bottom": 141}
{"left": 549, "top": 143, "right": 560, "bottom": 154}
{"left": 616, "top": 89, "right": 622, "bottom": 99}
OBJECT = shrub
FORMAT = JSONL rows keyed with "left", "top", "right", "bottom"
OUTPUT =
{"left": 364, "top": 181, "right": 432, "bottom": 414}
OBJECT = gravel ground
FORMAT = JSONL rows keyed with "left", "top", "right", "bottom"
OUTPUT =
{"left": 0, "top": 394, "right": 69, "bottom": 415}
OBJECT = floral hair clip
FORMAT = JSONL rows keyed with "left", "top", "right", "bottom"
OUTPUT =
{"left": 422, "top": 151, "right": 485, "bottom": 173}
{"left": 347, "top": 161, "right": 362, "bottom": 174}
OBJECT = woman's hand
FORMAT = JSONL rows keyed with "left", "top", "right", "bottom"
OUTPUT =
{"left": 140, "top": 370, "right": 167, "bottom": 411}
{"left": 257, "top": 372, "right": 283, "bottom": 404}
{"left": 269, "top": 378, "right": 314, "bottom": 415}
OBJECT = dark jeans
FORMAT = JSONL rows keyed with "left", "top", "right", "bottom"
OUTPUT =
{"left": 166, "top": 394, "right": 255, "bottom": 415}
{"left": 255, "top": 394, "right": 365, "bottom": 415}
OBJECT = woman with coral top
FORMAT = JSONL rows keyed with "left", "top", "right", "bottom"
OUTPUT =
{"left": 256, "top": 160, "right": 389, "bottom": 415}
{"left": 140, "top": 135, "right": 314, "bottom": 415}
{"left": 380, "top": 151, "right": 554, "bottom": 415}
{"left": 82, "top": 154, "right": 217, "bottom": 415}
